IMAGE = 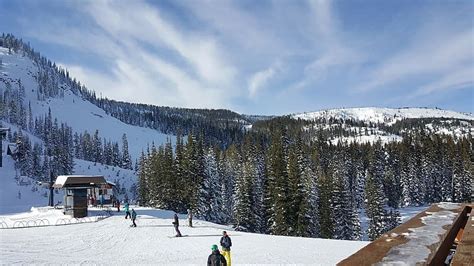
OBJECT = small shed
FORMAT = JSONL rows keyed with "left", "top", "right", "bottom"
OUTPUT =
{"left": 53, "top": 175, "right": 107, "bottom": 218}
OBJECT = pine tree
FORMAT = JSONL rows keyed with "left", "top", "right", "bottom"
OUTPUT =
{"left": 267, "top": 126, "right": 289, "bottom": 235}
{"left": 137, "top": 151, "right": 150, "bottom": 206}
{"left": 318, "top": 169, "right": 334, "bottom": 239}
{"left": 365, "top": 170, "right": 388, "bottom": 241}
{"left": 121, "top": 133, "right": 132, "bottom": 169}
{"left": 198, "top": 147, "right": 223, "bottom": 223}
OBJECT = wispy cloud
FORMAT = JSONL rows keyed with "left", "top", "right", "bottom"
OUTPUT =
{"left": 409, "top": 68, "right": 474, "bottom": 99}
{"left": 287, "top": 0, "right": 365, "bottom": 92}
{"left": 248, "top": 62, "right": 281, "bottom": 99}
{"left": 6, "top": 0, "right": 472, "bottom": 114}
{"left": 356, "top": 29, "right": 473, "bottom": 93}
{"left": 26, "top": 0, "right": 237, "bottom": 109}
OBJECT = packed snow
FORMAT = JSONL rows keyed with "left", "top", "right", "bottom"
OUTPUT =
{"left": 0, "top": 206, "right": 106, "bottom": 228}
{"left": 0, "top": 153, "right": 50, "bottom": 215}
{"left": 0, "top": 207, "right": 368, "bottom": 265}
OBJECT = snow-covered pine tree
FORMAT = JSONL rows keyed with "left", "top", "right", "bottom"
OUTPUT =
{"left": 295, "top": 143, "right": 320, "bottom": 238}
{"left": 365, "top": 170, "right": 387, "bottom": 241}
{"left": 173, "top": 133, "right": 187, "bottom": 212}
{"left": 219, "top": 144, "right": 239, "bottom": 224}
{"left": 233, "top": 141, "right": 256, "bottom": 232}
{"left": 197, "top": 147, "right": 223, "bottom": 223}
{"left": 267, "top": 126, "right": 289, "bottom": 235}
{"left": 453, "top": 137, "right": 473, "bottom": 202}
{"left": 253, "top": 140, "right": 267, "bottom": 233}
{"left": 331, "top": 148, "right": 360, "bottom": 240}
{"left": 121, "top": 133, "right": 132, "bottom": 170}
{"left": 137, "top": 151, "right": 150, "bottom": 206}
{"left": 161, "top": 139, "right": 174, "bottom": 209}
{"left": 93, "top": 130, "right": 102, "bottom": 163}
{"left": 318, "top": 168, "right": 334, "bottom": 239}
{"left": 15, "top": 129, "right": 32, "bottom": 176}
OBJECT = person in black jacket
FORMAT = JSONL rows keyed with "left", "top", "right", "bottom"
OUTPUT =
{"left": 207, "top": 244, "right": 226, "bottom": 266}
{"left": 220, "top": 231, "right": 232, "bottom": 265}
{"left": 172, "top": 213, "right": 182, "bottom": 237}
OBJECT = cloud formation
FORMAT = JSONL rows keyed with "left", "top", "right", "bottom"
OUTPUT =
{"left": 3, "top": 0, "right": 472, "bottom": 114}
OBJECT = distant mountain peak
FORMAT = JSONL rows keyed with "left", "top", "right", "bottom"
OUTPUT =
{"left": 293, "top": 107, "right": 474, "bottom": 124}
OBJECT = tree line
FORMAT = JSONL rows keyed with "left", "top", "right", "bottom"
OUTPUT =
{"left": 137, "top": 124, "right": 472, "bottom": 241}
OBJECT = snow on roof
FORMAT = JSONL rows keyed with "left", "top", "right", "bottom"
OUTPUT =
{"left": 53, "top": 175, "right": 107, "bottom": 188}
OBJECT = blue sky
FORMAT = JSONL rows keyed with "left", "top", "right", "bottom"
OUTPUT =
{"left": 1, "top": 0, "right": 473, "bottom": 115}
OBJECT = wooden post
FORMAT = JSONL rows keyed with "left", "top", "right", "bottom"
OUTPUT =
{"left": 428, "top": 205, "right": 472, "bottom": 265}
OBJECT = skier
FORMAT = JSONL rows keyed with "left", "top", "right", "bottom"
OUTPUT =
{"left": 207, "top": 244, "right": 227, "bottom": 266}
{"left": 131, "top": 209, "right": 137, "bottom": 227}
{"left": 124, "top": 202, "right": 131, "bottom": 219}
{"left": 220, "top": 231, "right": 232, "bottom": 266}
{"left": 116, "top": 199, "right": 120, "bottom": 212}
{"left": 172, "top": 213, "right": 182, "bottom": 237}
{"left": 187, "top": 208, "right": 193, "bottom": 227}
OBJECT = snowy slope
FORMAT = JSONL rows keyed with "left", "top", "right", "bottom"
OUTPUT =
{"left": 0, "top": 47, "right": 172, "bottom": 160}
{"left": 0, "top": 151, "right": 50, "bottom": 215}
{"left": 295, "top": 107, "right": 473, "bottom": 144}
{"left": 293, "top": 107, "right": 474, "bottom": 124}
{"left": 0, "top": 207, "right": 369, "bottom": 265}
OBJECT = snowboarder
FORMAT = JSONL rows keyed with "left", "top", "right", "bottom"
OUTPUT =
{"left": 172, "top": 213, "right": 182, "bottom": 237}
{"left": 220, "top": 231, "right": 232, "bottom": 266}
{"left": 116, "top": 199, "right": 120, "bottom": 212}
{"left": 131, "top": 209, "right": 137, "bottom": 227}
{"left": 187, "top": 208, "right": 193, "bottom": 227}
{"left": 207, "top": 244, "right": 227, "bottom": 266}
{"left": 124, "top": 202, "right": 131, "bottom": 219}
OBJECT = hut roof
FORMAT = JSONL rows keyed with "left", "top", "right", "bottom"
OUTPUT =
{"left": 53, "top": 175, "right": 107, "bottom": 188}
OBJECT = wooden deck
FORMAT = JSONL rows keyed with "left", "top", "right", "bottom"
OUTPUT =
{"left": 338, "top": 203, "right": 472, "bottom": 266}
{"left": 452, "top": 205, "right": 474, "bottom": 266}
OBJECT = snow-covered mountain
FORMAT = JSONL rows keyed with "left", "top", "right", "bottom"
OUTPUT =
{"left": 293, "top": 107, "right": 473, "bottom": 124}
{"left": 290, "top": 107, "right": 473, "bottom": 145}
{"left": 0, "top": 46, "right": 171, "bottom": 161}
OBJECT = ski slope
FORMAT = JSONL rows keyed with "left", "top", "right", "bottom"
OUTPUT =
{"left": 0, "top": 152, "right": 49, "bottom": 215}
{"left": 0, "top": 47, "right": 173, "bottom": 160}
{"left": 0, "top": 207, "right": 368, "bottom": 265}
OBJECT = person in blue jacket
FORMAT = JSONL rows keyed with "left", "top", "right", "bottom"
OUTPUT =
{"left": 124, "top": 202, "right": 131, "bottom": 219}
{"left": 131, "top": 209, "right": 137, "bottom": 227}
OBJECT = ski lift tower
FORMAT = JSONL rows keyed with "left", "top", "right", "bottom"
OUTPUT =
{"left": 0, "top": 128, "right": 9, "bottom": 167}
